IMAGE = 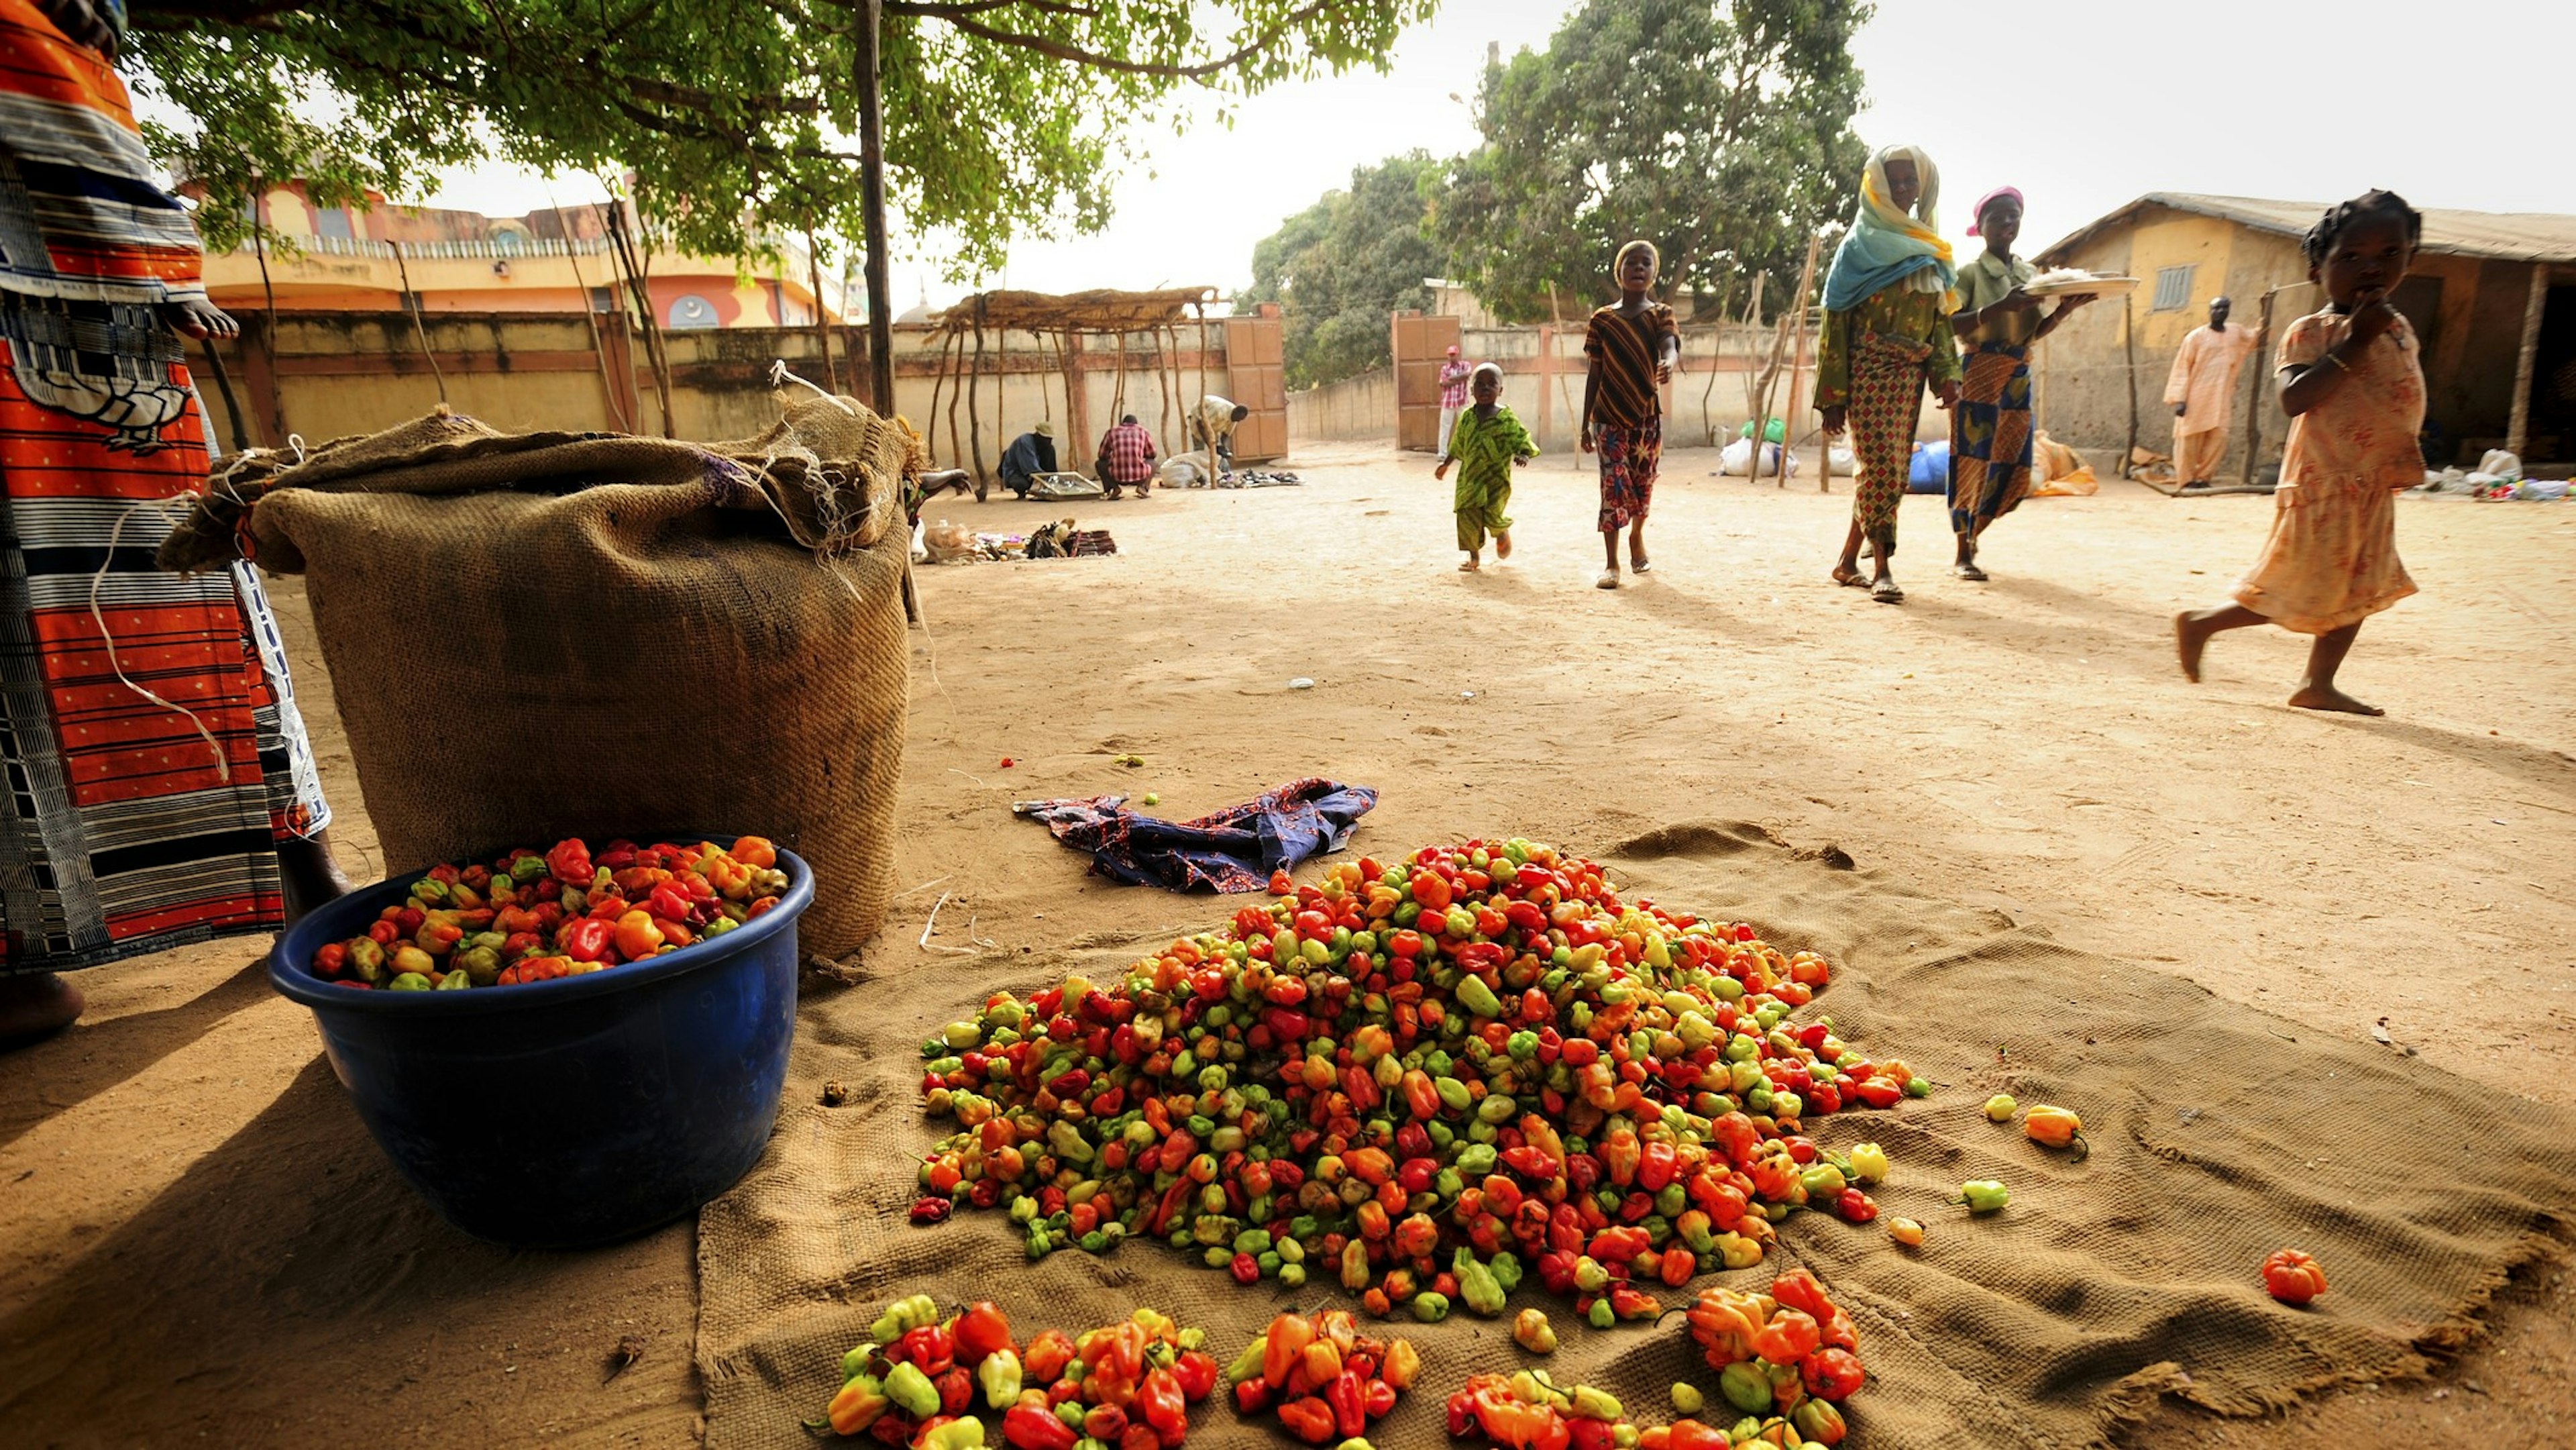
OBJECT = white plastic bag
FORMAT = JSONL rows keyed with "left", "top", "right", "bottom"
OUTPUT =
{"left": 922, "top": 517, "right": 975, "bottom": 563}
{"left": 2478, "top": 449, "right": 2522, "bottom": 480}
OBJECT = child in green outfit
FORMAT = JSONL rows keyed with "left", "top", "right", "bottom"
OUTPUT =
{"left": 1434, "top": 363, "right": 1534, "bottom": 572}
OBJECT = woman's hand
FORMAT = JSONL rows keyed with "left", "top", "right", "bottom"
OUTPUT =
{"left": 1579, "top": 427, "right": 1597, "bottom": 454}
{"left": 1934, "top": 379, "right": 1962, "bottom": 410}
{"left": 2000, "top": 286, "right": 2042, "bottom": 313}
{"left": 162, "top": 299, "right": 237, "bottom": 340}
{"left": 1819, "top": 405, "right": 1847, "bottom": 437}
{"left": 1433, "top": 460, "right": 1450, "bottom": 481}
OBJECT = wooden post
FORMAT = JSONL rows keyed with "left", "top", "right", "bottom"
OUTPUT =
{"left": 2121, "top": 294, "right": 2141, "bottom": 478}
{"left": 1195, "top": 303, "right": 1216, "bottom": 483}
{"left": 1774, "top": 234, "right": 1822, "bottom": 484}
{"left": 388, "top": 243, "right": 448, "bottom": 405}
{"left": 967, "top": 301, "right": 989, "bottom": 489}
{"left": 2507, "top": 262, "right": 2550, "bottom": 460}
{"left": 1544, "top": 283, "right": 1581, "bottom": 452}
{"left": 193, "top": 339, "right": 253, "bottom": 454}
{"left": 554, "top": 205, "right": 633, "bottom": 432}
{"left": 1535, "top": 323, "right": 1552, "bottom": 452}
{"left": 853, "top": 0, "right": 896, "bottom": 416}
{"left": 1063, "top": 329, "right": 1089, "bottom": 455}
{"left": 804, "top": 229, "right": 837, "bottom": 394}
{"left": 2238, "top": 289, "right": 2278, "bottom": 486}
{"left": 249, "top": 186, "right": 286, "bottom": 444}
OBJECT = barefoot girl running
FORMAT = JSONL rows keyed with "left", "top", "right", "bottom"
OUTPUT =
{"left": 2176, "top": 190, "right": 2425, "bottom": 716}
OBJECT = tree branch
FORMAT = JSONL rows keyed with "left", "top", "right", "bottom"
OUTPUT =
{"left": 889, "top": 0, "right": 1340, "bottom": 79}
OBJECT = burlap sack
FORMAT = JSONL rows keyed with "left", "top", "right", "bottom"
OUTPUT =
{"left": 168, "top": 393, "right": 916, "bottom": 954}
{"left": 696, "top": 821, "right": 2575, "bottom": 1449}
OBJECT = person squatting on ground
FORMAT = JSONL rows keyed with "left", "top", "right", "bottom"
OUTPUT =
{"left": 1946, "top": 187, "right": 2092, "bottom": 580}
{"left": 998, "top": 419, "right": 1056, "bottom": 499}
{"left": 2166, "top": 295, "right": 2263, "bottom": 488}
{"left": 1816, "top": 144, "right": 1962, "bottom": 605}
{"left": 1580, "top": 240, "right": 1679, "bottom": 590}
{"left": 0, "top": 0, "right": 347, "bottom": 1048}
{"left": 1095, "top": 413, "right": 1157, "bottom": 499}
{"left": 1434, "top": 363, "right": 1532, "bottom": 573}
{"left": 2176, "top": 190, "right": 2426, "bottom": 717}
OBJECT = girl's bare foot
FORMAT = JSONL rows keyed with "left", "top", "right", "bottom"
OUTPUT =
{"left": 2175, "top": 612, "right": 2208, "bottom": 682}
{"left": 1494, "top": 531, "right": 1511, "bottom": 561}
{"left": 1458, "top": 558, "right": 1480, "bottom": 572}
{"left": 2288, "top": 685, "right": 2382, "bottom": 716}
{"left": 1831, "top": 566, "right": 1868, "bottom": 588}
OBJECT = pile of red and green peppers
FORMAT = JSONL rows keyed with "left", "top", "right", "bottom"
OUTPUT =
{"left": 915, "top": 838, "right": 1927, "bottom": 1325}
{"left": 305, "top": 835, "right": 790, "bottom": 990}
{"left": 816, "top": 1298, "right": 1219, "bottom": 1447}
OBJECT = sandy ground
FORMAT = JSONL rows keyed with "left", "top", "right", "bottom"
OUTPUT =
{"left": 3, "top": 442, "right": 2571, "bottom": 1446}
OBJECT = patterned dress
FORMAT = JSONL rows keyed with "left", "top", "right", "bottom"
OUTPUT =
{"left": 1947, "top": 250, "right": 2037, "bottom": 541}
{"left": 1819, "top": 288, "right": 1959, "bottom": 555}
{"left": 1446, "top": 405, "right": 1531, "bottom": 552}
{"left": 1584, "top": 302, "right": 1676, "bottom": 533}
{"left": 1, "top": 0, "right": 329, "bottom": 972}
{"left": 2231, "top": 309, "right": 2423, "bottom": 634}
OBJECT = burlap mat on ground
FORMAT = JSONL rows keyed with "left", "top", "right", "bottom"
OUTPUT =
{"left": 697, "top": 821, "right": 2575, "bottom": 1449}
{"left": 160, "top": 393, "right": 915, "bottom": 953}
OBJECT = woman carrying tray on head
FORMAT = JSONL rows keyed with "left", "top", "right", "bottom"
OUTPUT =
{"left": 0, "top": 0, "right": 345, "bottom": 1048}
{"left": 1944, "top": 187, "right": 2093, "bottom": 580}
{"left": 1816, "top": 144, "right": 1961, "bottom": 605}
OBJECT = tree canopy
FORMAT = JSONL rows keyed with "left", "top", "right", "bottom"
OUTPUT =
{"left": 125, "top": 0, "right": 1436, "bottom": 272}
{"left": 1240, "top": 152, "right": 1444, "bottom": 389}
{"left": 1427, "top": 0, "right": 1869, "bottom": 323}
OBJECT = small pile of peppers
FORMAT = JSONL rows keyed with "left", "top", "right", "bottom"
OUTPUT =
{"left": 1446, "top": 1370, "right": 1648, "bottom": 1450}
{"left": 1678, "top": 1270, "right": 1864, "bottom": 1445}
{"left": 817, "top": 1298, "right": 1219, "bottom": 1447}
{"left": 914, "top": 839, "right": 1925, "bottom": 1318}
{"left": 305, "top": 836, "right": 790, "bottom": 990}
{"left": 1224, "top": 1308, "right": 1421, "bottom": 1447}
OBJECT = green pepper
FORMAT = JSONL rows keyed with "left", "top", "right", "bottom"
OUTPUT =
{"left": 918, "top": 1420, "right": 985, "bottom": 1450}
{"left": 870, "top": 1294, "right": 938, "bottom": 1345}
{"left": 433, "top": 969, "right": 472, "bottom": 990}
{"left": 1669, "top": 1380, "right": 1704, "bottom": 1415}
{"left": 1411, "top": 1292, "right": 1450, "bottom": 1323}
{"left": 1955, "top": 1179, "right": 2011, "bottom": 1213}
{"left": 977, "top": 1347, "right": 1022, "bottom": 1408}
{"left": 1489, "top": 1251, "right": 1523, "bottom": 1294}
{"left": 1718, "top": 1359, "right": 1773, "bottom": 1414}
{"left": 1456, "top": 976, "right": 1503, "bottom": 1019}
{"left": 386, "top": 972, "right": 433, "bottom": 991}
{"left": 1454, "top": 1248, "right": 1506, "bottom": 1317}
{"left": 882, "top": 1360, "right": 939, "bottom": 1418}
{"left": 1587, "top": 1298, "right": 1615, "bottom": 1330}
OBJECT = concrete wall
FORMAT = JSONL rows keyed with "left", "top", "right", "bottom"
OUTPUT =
{"left": 1287, "top": 320, "right": 1835, "bottom": 452}
{"left": 193, "top": 311, "right": 1240, "bottom": 486}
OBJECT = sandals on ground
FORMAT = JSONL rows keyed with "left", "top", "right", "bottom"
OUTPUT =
{"left": 1870, "top": 578, "right": 1905, "bottom": 605}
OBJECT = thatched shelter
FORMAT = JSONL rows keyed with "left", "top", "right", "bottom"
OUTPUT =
{"left": 926, "top": 287, "right": 1220, "bottom": 486}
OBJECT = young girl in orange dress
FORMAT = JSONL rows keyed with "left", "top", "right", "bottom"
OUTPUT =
{"left": 2176, "top": 191, "right": 2425, "bottom": 715}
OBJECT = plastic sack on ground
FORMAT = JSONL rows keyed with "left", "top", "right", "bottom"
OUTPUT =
{"left": 1719, "top": 437, "right": 1798, "bottom": 477}
{"left": 2479, "top": 449, "right": 2522, "bottom": 480}
{"left": 922, "top": 518, "right": 975, "bottom": 562}
{"left": 1907, "top": 439, "right": 1949, "bottom": 493}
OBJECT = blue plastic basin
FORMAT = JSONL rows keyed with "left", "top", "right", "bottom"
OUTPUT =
{"left": 270, "top": 838, "right": 807, "bottom": 1247}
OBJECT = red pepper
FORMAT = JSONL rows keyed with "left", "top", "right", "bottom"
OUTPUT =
{"left": 1170, "top": 1349, "right": 1218, "bottom": 1402}
{"left": 647, "top": 880, "right": 694, "bottom": 923}
{"left": 1276, "top": 1396, "right": 1337, "bottom": 1445}
{"left": 908, "top": 1196, "right": 953, "bottom": 1226}
{"left": 545, "top": 838, "right": 593, "bottom": 886}
{"left": 1234, "top": 1379, "right": 1273, "bottom": 1414}
{"left": 1638, "top": 1141, "right": 1678, "bottom": 1192}
{"left": 1136, "top": 1366, "right": 1188, "bottom": 1439}
{"left": 934, "top": 1365, "right": 973, "bottom": 1414}
{"left": 1362, "top": 1378, "right": 1396, "bottom": 1418}
{"left": 953, "top": 1301, "right": 1013, "bottom": 1365}
{"left": 1801, "top": 1346, "right": 1866, "bottom": 1400}
{"left": 1568, "top": 1420, "right": 1616, "bottom": 1450}
{"left": 1002, "top": 1402, "right": 1078, "bottom": 1450}
{"left": 1326, "top": 1370, "right": 1367, "bottom": 1439}
{"left": 1230, "top": 1251, "right": 1260, "bottom": 1285}
{"left": 561, "top": 917, "right": 613, "bottom": 963}
{"left": 900, "top": 1324, "right": 956, "bottom": 1378}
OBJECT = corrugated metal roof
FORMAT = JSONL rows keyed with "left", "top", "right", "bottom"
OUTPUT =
{"left": 2039, "top": 193, "right": 2576, "bottom": 266}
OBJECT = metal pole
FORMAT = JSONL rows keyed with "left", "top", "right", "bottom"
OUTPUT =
{"left": 854, "top": 0, "right": 897, "bottom": 417}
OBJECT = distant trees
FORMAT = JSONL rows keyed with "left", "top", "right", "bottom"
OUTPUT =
{"left": 1242, "top": 154, "right": 1445, "bottom": 389}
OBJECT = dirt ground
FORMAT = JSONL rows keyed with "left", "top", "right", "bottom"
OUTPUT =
{"left": 3, "top": 441, "right": 2570, "bottom": 1447}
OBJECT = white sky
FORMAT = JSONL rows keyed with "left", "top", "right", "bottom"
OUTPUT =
{"left": 421, "top": 0, "right": 2567, "bottom": 310}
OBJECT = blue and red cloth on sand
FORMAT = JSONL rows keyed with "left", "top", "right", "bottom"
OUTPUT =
{"left": 1015, "top": 778, "right": 1379, "bottom": 892}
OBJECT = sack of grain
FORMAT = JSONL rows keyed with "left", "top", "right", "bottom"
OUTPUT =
{"left": 160, "top": 391, "right": 916, "bottom": 955}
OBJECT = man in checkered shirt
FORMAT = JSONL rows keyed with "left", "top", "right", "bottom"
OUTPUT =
{"left": 1436, "top": 344, "right": 1472, "bottom": 462}
{"left": 1095, "top": 413, "right": 1158, "bottom": 499}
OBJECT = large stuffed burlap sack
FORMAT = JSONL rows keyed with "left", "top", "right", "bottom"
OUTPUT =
{"left": 167, "top": 393, "right": 916, "bottom": 955}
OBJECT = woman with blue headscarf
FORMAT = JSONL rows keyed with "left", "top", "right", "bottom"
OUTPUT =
{"left": 1815, "top": 145, "right": 1960, "bottom": 604}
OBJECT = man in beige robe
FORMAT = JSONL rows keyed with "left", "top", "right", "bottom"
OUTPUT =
{"left": 2164, "top": 296, "right": 2262, "bottom": 487}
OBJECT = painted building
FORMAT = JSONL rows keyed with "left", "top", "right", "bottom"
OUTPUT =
{"left": 2033, "top": 193, "right": 2576, "bottom": 472}
{"left": 191, "top": 183, "right": 847, "bottom": 331}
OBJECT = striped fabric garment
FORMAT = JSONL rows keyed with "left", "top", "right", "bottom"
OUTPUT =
{"left": 1581, "top": 302, "right": 1676, "bottom": 429}
{"left": 1, "top": 0, "right": 327, "bottom": 972}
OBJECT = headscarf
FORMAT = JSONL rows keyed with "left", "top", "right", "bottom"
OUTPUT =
{"left": 1470, "top": 362, "right": 1502, "bottom": 386}
{"left": 1820, "top": 144, "right": 1955, "bottom": 313}
{"left": 1965, "top": 186, "right": 2024, "bottom": 238}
